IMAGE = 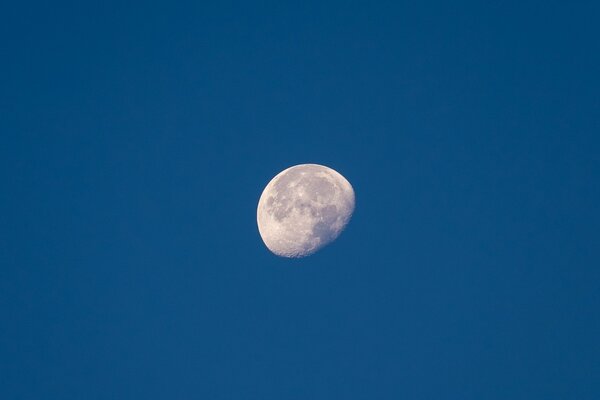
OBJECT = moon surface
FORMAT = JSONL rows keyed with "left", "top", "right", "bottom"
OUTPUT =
{"left": 257, "top": 164, "right": 355, "bottom": 258}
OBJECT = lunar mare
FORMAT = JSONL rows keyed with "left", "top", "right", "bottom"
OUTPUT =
{"left": 257, "top": 164, "right": 355, "bottom": 258}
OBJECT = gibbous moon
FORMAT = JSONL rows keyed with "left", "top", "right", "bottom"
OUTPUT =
{"left": 257, "top": 164, "right": 355, "bottom": 258}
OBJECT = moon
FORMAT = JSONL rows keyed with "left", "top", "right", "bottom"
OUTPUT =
{"left": 257, "top": 164, "right": 355, "bottom": 258}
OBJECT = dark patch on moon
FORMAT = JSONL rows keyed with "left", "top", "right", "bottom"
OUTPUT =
{"left": 311, "top": 205, "right": 338, "bottom": 242}
{"left": 312, "top": 221, "right": 334, "bottom": 243}
{"left": 272, "top": 197, "right": 292, "bottom": 220}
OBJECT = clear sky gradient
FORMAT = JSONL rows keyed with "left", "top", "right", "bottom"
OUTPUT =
{"left": 1, "top": 1, "right": 599, "bottom": 398}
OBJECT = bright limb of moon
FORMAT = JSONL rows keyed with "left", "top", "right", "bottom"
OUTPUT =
{"left": 257, "top": 164, "right": 355, "bottom": 258}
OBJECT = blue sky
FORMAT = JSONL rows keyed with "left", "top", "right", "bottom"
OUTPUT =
{"left": 1, "top": 1, "right": 599, "bottom": 398}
